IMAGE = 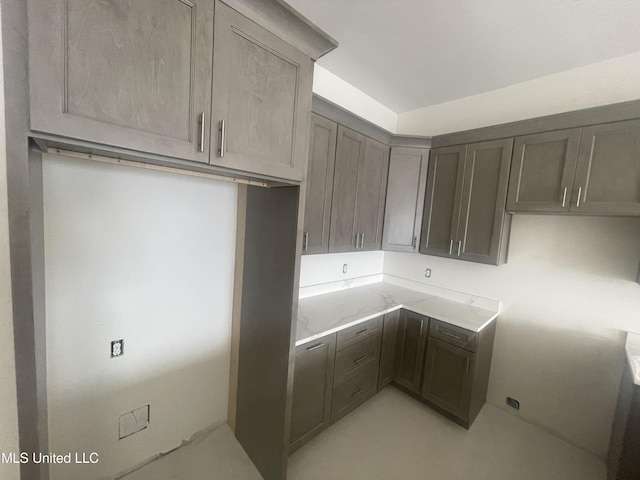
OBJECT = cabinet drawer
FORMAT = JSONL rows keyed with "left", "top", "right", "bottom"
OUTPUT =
{"left": 334, "top": 334, "right": 381, "bottom": 386}
{"left": 331, "top": 365, "right": 378, "bottom": 424}
{"left": 429, "top": 319, "right": 477, "bottom": 352}
{"left": 336, "top": 316, "right": 382, "bottom": 351}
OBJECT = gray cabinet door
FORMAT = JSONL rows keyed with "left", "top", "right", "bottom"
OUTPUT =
{"left": 457, "top": 139, "right": 513, "bottom": 265}
{"left": 420, "top": 145, "right": 466, "bottom": 258}
{"left": 573, "top": 119, "right": 640, "bottom": 215}
{"left": 507, "top": 129, "right": 581, "bottom": 213}
{"left": 378, "top": 310, "right": 399, "bottom": 390}
{"left": 290, "top": 334, "right": 336, "bottom": 453}
{"left": 29, "top": 0, "right": 214, "bottom": 163}
{"left": 209, "top": 0, "right": 313, "bottom": 181}
{"left": 329, "top": 126, "right": 366, "bottom": 252}
{"left": 355, "top": 138, "right": 390, "bottom": 251}
{"left": 421, "top": 337, "right": 474, "bottom": 421}
{"left": 393, "top": 310, "right": 428, "bottom": 394}
{"left": 382, "top": 147, "right": 429, "bottom": 252}
{"left": 303, "top": 114, "right": 337, "bottom": 255}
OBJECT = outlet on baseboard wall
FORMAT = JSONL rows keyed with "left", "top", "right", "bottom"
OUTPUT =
{"left": 506, "top": 397, "right": 520, "bottom": 411}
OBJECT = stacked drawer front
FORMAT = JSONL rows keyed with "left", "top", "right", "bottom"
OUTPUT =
{"left": 331, "top": 316, "right": 382, "bottom": 423}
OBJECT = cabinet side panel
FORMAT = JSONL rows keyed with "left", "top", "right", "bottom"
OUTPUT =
{"left": 236, "top": 185, "right": 299, "bottom": 480}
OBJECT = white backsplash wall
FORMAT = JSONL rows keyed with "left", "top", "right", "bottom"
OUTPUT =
{"left": 299, "top": 251, "right": 384, "bottom": 297}
{"left": 42, "top": 154, "right": 237, "bottom": 479}
{"left": 385, "top": 215, "right": 640, "bottom": 459}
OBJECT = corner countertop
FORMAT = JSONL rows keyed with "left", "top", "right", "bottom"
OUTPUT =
{"left": 625, "top": 332, "right": 640, "bottom": 386}
{"left": 296, "top": 282, "right": 499, "bottom": 346}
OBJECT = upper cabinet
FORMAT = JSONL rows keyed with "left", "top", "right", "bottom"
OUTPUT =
{"left": 421, "top": 139, "right": 512, "bottom": 265}
{"left": 574, "top": 120, "right": 640, "bottom": 215}
{"left": 382, "top": 147, "right": 429, "bottom": 252}
{"left": 507, "top": 129, "right": 581, "bottom": 213}
{"left": 209, "top": 1, "right": 313, "bottom": 182}
{"left": 28, "top": 0, "right": 215, "bottom": 163}
{"left": 507, "top": 119, "right": 640, "bottom": 215}
{"left": 303, "top": 114, "right": 337, "bottom": 254}
{"left": 329, "top": 126, "right": 389, "bottom": 253}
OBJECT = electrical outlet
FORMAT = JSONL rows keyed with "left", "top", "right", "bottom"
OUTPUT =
{"left": 506, "top": 397, "right": 520, "bottom": 410}
{"left": 424, "top": 268, "right": 432, "bottom": 278}
{"left": 111, "top": 339, "right": 124, "bottom": 358}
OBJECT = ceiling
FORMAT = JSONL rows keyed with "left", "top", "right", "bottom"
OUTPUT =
{"left": 286, "top": 0, "right": 640, "bottom": 113}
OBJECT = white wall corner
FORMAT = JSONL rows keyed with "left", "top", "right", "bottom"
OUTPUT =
{"left": 396, "top": 51, "right": 640, "bottom": 137}
{"left": 312, "top": 64, "right": 398, "bottom": 133}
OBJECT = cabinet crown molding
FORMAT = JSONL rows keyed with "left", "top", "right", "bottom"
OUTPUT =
{"left": 221, "top": 0, "right": 338, "bottom": 60}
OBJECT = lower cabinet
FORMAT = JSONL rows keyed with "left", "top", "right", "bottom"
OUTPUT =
{"left": 421, "top": 319, "right": 496, "bottom": 427}
{"left": 289, "top": 333, "right": 336, "bottom": 453}
{"left": 289, "top": 311, "right": 497, "bottom": 453}
{"left": 607, "top": 362, "right": 640, "bottom": 480}
{"left": 393, "top": 310, "right": 429, "bottom": 393}
{"left": 378, "top": 310, "right": 400, "bottom": 389}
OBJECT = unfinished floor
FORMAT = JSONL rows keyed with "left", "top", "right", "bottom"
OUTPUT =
{"left": 126, "top": 386, "right": 606, "bottom": 480}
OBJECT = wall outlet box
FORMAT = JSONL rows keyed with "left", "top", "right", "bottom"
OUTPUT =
{"left": 119, "top": 405, "right": 150, "bottom": 439}
{"left": 111, "top": 339, "right": 124, "bottom": 358}
{"left": 506, "top": 397, "right": 520, "bottom": 410}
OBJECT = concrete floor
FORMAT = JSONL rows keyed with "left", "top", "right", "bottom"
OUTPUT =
{"left": 126, "top": 387, "right": 606, "bottom": 480}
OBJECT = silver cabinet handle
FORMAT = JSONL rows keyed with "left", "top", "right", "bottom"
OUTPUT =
{"left": 306, "top": 343, "right": 324, "bottom": 352}
{"left": 440, "top": 329, "right": 463, "bottom": 341}
{"left": 457, "top": 240, "right": 462, "bottom": 257}
{"left": 351, "top": 388, "right": 363, "bottom": 398}
{"left": 219, "top": 120, "right": 226, "bottom": 158}
{"left": 303, "top": 232, "right": 309, "bottom": 252}
{"left": 354, "top": 355, "right": 368, "bottom": 364}
{"left": 356, "top": 328, "right": 368, "bottom": 336}
{"left": 419, "top": 319, "right": 424, "bottom": 336}
{"left": 360, "top": 233, "right": 365, "bottom": 249}
{"left": 465, "top": 358, "right": 470, "bottom": 375}
{"left": 576, "top": 186, "right": 582, "bottom": 208}
{"left": 561, "top": 187, "right": 568, "bottom": 207}
{"left": 355, "top": 233, "right": 360, "bottom": 248}
{"left": 449, "top": 239, "right": 454, "bottom": 255}
{"left": 199, "top": 112, "right": 206, "bottom": 153}
{"left": 412, "top": 236, "right": 417, "bottom": 248}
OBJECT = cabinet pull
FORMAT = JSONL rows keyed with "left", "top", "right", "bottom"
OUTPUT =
{"left": 306, "top": 342, "right": 324, "bottom": 352}
{"left": 360, "top": 233, "right": 365, "bottom": 249}
{"left": 419, "top": 319, "right": 424, "bottom": 336}
{"left": 576, "top": 186, "right": 582, "bottom": 208}
{"left": 465, "top": 358, "right": 470, "bottom": 375}
{"left": 412, "top": 236, "right": 417, "bottom": 248}
{"left": 354, "top": 355, "right": 368, "bottom": 364}
{"left": 457, "top": 240, "right": 462, "bottom": 257}
{"left": 561, "top": 187, "right": 568, "bottom": 207}
{"left": 303, "top": 232, "right": 309, "bottom": 252}
{"left": 355, "top": 233, "right": 360, "bottom": 248}
{"left": 219, "top": 120, "right": 226, "bottom": 158}
{"left": 440, "top": 329, "right": 463, "bottom": 341}
{"left": 356, "top": 328, "right": 368, "bottom": 336}
{"left": 199, "top": 112, "right": 206, "bottom": 153}
{"left": 449, "top": 239, "right": 453, "bottom": 255}
{"left": 351, "top": 388, "right": 363, "bottom": 398}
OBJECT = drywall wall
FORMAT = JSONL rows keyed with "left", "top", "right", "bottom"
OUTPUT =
{"left": 42, "top": 154, "right": 237, "bottom": 479}
{"left": 300, "top": 251, "right": 384, "bottom": 297}
{"left": 384, "top": 215, "right": 640, "bottom": 459}
{"left": 0, "top": 86, "right": 20, "bottom": 480}
{"left": 313, "top": 64, "right": 398, "bottom": 133}
{"left": 397, "top": 51, "right": 640, "bottom": 136}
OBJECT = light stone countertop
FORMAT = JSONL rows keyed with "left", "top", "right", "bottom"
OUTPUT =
{"left": 625, "top": 332, "right": 640, "bottom": 386}
{"left": 296, "top": 282, "right": 499, "bottom": 346}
